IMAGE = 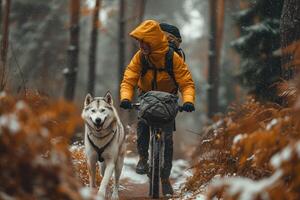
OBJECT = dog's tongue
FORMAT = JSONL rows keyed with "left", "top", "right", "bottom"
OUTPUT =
{"left": 95, "top": 125, "right": 102, "bottom": 131}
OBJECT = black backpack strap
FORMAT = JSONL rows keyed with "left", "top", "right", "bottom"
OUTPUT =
{"left": 140, "top": 48, "right": 179, "bottom": 92}
{"left": 168, "top": 42, "right": 185, "bottom": 61}
{"left": 140, "top": 54, "right": 157, "bottom": 90}
{"left": 140, "top": 54, "right": 149, "bottom": 77}
{"left": 178, "top": 48, "right": 186, "bottom": 61}
{"left": 165, "top": 48, "right": 179, "bottom": 92}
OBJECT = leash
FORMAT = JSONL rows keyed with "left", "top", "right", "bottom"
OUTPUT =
{"left": 87, "top": 128, "right": 116, "bottom": 162}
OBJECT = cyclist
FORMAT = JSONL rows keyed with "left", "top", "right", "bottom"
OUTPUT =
{"left": 119, "top": 20, "right": 195, "bottom": 196}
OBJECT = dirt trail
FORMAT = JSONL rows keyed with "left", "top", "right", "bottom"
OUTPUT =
{"left": 119, "top": 180, "right": 178, "bottom": 200}
{"left": 119, "top": 182, "right": 150, "bottom": 200}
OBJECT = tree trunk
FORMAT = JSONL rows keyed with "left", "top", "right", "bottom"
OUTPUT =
{"left": 208, "top": 0, "right": 225, "bottom": 118}
{"left": 137, "top": 0, "right": 146, "bottom": 23}
{"left": 0, "top": 0, "right": 10, "bottom": 91}
{"left": 0, "top": 0, "right": 2, "bottom": 34}
{"left": 216, "top": 0, "right": 225, "bottom": 65}
{"left": 280, "top": 0, "right": 300, "bottom": 80}
{"left": 87, "top": 0, "right": 101, "bottom": 96}
{"left": 118, "top": 0, "right": 126, "bottom": 99}
{"left": 130, "top": 0, "right": 146, "bottom": 57}
{"left": 64, "top": 0, "right": 80, "bottom": 101}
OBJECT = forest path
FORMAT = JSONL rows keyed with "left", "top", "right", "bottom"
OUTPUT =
{"left": 118, "top": 156, "right": 190, "bottom": 200}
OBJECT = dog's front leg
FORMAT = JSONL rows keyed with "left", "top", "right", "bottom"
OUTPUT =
{"left": 87, "top": 156, "right": 97, "bottom": 188}
{"left": 112, "top": 156, "right": 124, "bottom": 200}
{"left": 98, "top": 162, "right": 114, "bottom": 200}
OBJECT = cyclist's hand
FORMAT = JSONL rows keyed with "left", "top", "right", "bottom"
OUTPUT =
{"left": 120, "top": 99, "right": 132, "bottom": 109}
{"left": 182, "top": 102, "right": 195, "bottom": 112}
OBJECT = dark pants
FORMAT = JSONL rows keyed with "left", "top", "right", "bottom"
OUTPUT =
{"left": 137, "top": 119, "right": 173, "bottom": 179}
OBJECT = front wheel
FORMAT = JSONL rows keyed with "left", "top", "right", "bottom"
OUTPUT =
{"left": 149, "top": 132, "right": 161, "bottom": 199}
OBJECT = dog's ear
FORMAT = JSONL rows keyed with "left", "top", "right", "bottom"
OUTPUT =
{"left": 84, "top": 93, "right": 93, "bottom": 107}
{"left": 104, "top": 91, "right": 113, "bottom": 105}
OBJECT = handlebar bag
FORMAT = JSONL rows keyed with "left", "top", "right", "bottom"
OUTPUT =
{"left": 138, "top": 91, "right": 178, "bottom": 126}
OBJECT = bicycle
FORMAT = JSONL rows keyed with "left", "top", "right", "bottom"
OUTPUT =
{"left": 132, "top": 102, "right": 183, "bottom": 199}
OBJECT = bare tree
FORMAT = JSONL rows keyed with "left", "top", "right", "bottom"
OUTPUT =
{"left": 280, "top": 0, "right": 300, "bottom": 80}
{"left": 207, "top": 0, "right": 225, "bottom": 118}
{"left": 0, "top": 0, "right": 10, "bottom": 91}
{"left": 88, "top": 0, "right": 101, "bottom": 96}
{"left": 216, "top": 0, "right": 225, "bottom": 65}
{"left": 130, "top": 0, "right": 146, "bottom": 56}
{"left": 0, "top": 0, "right": 2, "bottom": 34}
{"left": 64, "top": 0, "right": 80, "bottom": 101}
{"left": 137, "top": 0, "right": 146, "bottom": 23}
{"left": 118, "top": 0, "right": 126, "bottom": 99}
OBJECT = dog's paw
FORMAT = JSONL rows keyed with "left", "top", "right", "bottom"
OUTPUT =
{"left": 96, "top": 191, "right": 105, "bottom": 200}
{"left": 111, "top": 192, "right": 119, "bottom": 200}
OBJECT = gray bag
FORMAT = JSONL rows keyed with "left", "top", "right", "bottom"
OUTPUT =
{"left": 138, "top": 91, "right": 178, "bottom": 126}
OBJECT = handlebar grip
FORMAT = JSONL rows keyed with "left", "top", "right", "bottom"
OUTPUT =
{"left": 131, "top": 103, "right": 140, "bottom": 110}
{"left": 178, "top": 106, "right": 184, "bottom": 112}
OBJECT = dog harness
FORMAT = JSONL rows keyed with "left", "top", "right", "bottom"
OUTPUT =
{"left": 87, "top": 129, "right": 116, "bottom": 162}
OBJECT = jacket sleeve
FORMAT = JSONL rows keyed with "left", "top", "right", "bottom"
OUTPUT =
{"left": 172, "top": 54, "right": 195, "bottom": 104}
{"left": 120, "top": 51, "right": 142, "bottom": 101}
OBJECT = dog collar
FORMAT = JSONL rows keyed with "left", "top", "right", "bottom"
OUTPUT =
{"left": 90, "top": 128, "right": 115, "bottom": 139}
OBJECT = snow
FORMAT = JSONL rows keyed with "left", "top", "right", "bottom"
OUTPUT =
{"left": 79, "top": 187, "right": 92, "bottom": 199}
{"left": 0, "top": 191, "right": 15, "bottom": 200}
{"left": 181, "top": 192, "right": 205, "bottom": 200}
{"left": 15, "top": 100, "right": 27, "bottom": 110}
{"left": 0, "top": 91, "right": 6, "bottom": 98}
{"left": 212, "top": 120, "right": 224, "bottom": 130}
{"left": 202, "top": 139, "right": 212, "bottom": 144}
{"left": 211, "top": 170, "right": 282, "bottom": 200}
{"left": 171, "top": 159, "right": 192, "bottom": 190}
{"left": 233, "top": 134, "right": 246, "bottom": 144}
{"left": 271, "top": 145, "right": 292, "bottom": 169}
{"left": 266, "top": 119, "right": 278, "bottom": 130}
{"left": 296, "top": 141, "right": 300, "bottom": 158}
{"left": 121, "top": 156, "right": 148, "bottom": 184}
{"left": 0, "top": 114, "right": 20, "bottom": 134}
{"left": 247, "top": 154, "right": 255, "bottom": 161}
{"left": 121, "top": 157, "right": 191, "bottom": 185}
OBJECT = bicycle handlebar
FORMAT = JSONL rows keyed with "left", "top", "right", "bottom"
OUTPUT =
{"left": 131, "top": 103, "right": 184, "bottom": 112}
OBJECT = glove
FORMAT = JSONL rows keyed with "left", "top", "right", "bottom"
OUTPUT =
{"left": 182, "top": 102, "right": 195, "bottom": 112}
{"left": 120, "top": 99, "right": 132, "bottom": 109}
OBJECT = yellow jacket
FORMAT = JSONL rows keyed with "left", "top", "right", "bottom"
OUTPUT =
{"left": 120, "top": 20, "right": 195, "bottom": 104}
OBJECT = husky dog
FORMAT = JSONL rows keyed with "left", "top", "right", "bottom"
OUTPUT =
{"left": 82, "top": 92, "right": 126, "bottom": 200}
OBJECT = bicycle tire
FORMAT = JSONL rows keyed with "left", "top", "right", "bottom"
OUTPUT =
{"left": 149, "top": 137, "right": 153, "bottom": 197}
{"left": 150, "top": 131, "right": 160, "bottom": 199}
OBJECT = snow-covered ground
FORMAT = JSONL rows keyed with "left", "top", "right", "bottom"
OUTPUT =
{"left": 121, "top": 156, "right": 148, "bottom": 184}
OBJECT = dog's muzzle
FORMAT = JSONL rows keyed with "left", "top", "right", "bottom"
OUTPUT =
{"left": 92, "top": 117, "right": 105, "bottom": 131}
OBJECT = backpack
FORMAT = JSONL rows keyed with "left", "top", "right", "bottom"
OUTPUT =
{"left": 138, "top": 90, "right": 179, "bottom": 127}
{"left": 140, "top": 23, "right": 185, "bottom": 93}
{"left": 160, "top": 22, "right": 185, "bottom": 61}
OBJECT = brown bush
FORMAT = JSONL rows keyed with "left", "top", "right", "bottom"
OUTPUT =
{"left": 183, "top": 93, "right": 300, "bottom": 199}
{"left": 0, "top": 91, "right": 89, "bottom": 200}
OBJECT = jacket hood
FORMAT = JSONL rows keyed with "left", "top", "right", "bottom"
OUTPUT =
{"left": 130, "top": 20, "right": 169, "bottom": 55}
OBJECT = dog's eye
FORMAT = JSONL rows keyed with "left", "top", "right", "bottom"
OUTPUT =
{"left": 91, "top": 109, "right": 96, "bottom": 113}
{"left": 100, "top": 109, "right": 105, "bottom": 113}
